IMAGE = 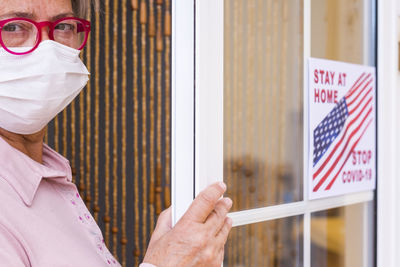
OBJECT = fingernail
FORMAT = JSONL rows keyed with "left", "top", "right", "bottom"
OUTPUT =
{"left": 219, "top": 182, "right": 226, "bottom": 191}
{"left": 224, "top": 197, "right": 232, "bottom": 208}
{"left": 226, "top": 217, "right": 233, "bottom": 226}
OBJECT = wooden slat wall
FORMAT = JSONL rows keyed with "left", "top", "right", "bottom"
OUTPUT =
{"left": 46, "top": 1, "right": 171, "bottom": 266}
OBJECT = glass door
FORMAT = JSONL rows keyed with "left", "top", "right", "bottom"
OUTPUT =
{"left": 172, "top": 0, "right": 377, "bottom": 266}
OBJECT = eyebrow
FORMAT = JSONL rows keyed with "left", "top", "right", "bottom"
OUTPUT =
{"left": 0, "top": 12, "right": 34, "bottom": 20}
{"left": 51, "top": 12, "right": 75, "bottom": 21}
{"left": 0, "top": 12, "right": 75, "bottom": 21}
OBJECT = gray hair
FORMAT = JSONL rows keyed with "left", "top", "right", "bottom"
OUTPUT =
{"left": 71, "top": 0, "right": 99, "bottom": 18}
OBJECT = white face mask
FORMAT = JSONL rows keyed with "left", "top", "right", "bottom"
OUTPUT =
{"left": 0, "top": 40, "right": 89, "bottom": 134}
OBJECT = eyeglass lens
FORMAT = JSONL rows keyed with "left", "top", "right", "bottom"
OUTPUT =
{"left": 0, "top": 19, "right": 86, "bottom": 53}
{"left": 53, "top": 19, "right": 86, "bottom": 49}
{"left": 1, "top": 20, "right": 38, "bottom": 52}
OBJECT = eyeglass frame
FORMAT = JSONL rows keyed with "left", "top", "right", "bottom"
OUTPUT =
{"left": 0, "top": 17, "right": 91, "bottom": 55}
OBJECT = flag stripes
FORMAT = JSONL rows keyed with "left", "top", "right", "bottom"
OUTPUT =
{"left": 312, "top": 72, "right": 374, "bottom": 192}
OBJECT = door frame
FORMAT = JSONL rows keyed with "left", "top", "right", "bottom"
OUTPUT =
{"left": 172, "top": 0, "right": 400, "bottom": 266}
{"left": 376, "top": 1, "right": 400, "bottom": 267}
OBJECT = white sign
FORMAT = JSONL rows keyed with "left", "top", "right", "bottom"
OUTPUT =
{"left": 308, "top": 58, "right": 376, "bottom": 200}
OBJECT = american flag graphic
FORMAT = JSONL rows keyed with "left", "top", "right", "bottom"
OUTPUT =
{"left": 312, "top": 72, "right": 374, "bottom": 192}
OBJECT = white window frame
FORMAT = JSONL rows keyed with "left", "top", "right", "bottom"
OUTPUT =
{"left": 172, "top": 0, "right": 400, "bottom": 266}
{"left": 376, "top": 1, "right": 400, "bottom": 267}
{"left": 171, "top": 0, "right": 195, "bottom": 224}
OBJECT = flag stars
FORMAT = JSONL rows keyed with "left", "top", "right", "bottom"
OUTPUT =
{"left": 313, "top": 96, "right": 350, "bottom": 166}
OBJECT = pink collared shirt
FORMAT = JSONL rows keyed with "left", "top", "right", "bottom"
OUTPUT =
{"left": 0, "top": 137, "right": 155, "bottom": 267}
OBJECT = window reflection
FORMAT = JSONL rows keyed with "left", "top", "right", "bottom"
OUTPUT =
{"left": 224, "top": 216, "right": 303, "bottom": 267}
{"left": 311, "top": 0, "right": 368, "bottom": 65}
{"left": 310, "top": 203, "right": 375, "bottom": 267}
{"left": 223, "top": 0, "right": 304, "bottom": 211}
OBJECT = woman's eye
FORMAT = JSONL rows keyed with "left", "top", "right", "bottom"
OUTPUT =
{"left": 3, "top": 24, "right": 21, "bottom": 32}
{"left": 3, "top": 22, "right": 32, "bottom": 33}
{"left": 55, "top": 23, "right": 75, "bottom": 31}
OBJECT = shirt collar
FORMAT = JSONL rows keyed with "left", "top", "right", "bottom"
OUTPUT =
{"left": 0, "top": 137, "right": 72, "bottom": 206}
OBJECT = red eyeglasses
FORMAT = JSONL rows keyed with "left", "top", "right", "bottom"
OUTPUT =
{"left": 0, "top": 17, "right": 91, "bottom": 55}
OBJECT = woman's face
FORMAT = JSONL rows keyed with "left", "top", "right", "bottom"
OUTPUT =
{"left": 0, "top": 0, "right": 74, "bottom": 31}
{"left": 0, "top": 0, "right": 74, "bottom": 138}
{"left": 0, "top": 0, "right": 85, "bottom": 52}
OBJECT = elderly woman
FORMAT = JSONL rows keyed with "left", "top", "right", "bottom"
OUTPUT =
{"left": 0, "top": 0, "right": 232, "bottom": 266}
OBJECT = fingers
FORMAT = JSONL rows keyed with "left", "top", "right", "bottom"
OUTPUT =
{"left": 212, "top": 218, "right": 231, "bottom": 266}
{"left": 182, "top": 182, "right": 227, "bottom": 223}
{"left": 150, "top": 207, "right": 172, "bottom": 243}
{"left": 217, "top": 247, "right": 225, "bottom": 266}
{"left": 215, "top": 217, "right": 233, "bottom": 246}
{"left": 205, "top": 197, "right": 232, "bottom": 235}
{"left": 158, "top": 206, "right": 172, "bottom": 230}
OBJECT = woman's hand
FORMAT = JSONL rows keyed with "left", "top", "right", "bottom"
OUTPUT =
{"left": 143, "top": 182, "right": 233, "bottom": 267}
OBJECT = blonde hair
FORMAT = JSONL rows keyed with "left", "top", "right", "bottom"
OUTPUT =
{"left": 71, "top": 0, "right": 99, "bottom": 18}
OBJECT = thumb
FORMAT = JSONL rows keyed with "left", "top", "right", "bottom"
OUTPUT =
{"left": 181, "top": 182, "right": 226, "bottom": 223}
{"left": 150, "top": 207, "right": 172, "bottom": 242}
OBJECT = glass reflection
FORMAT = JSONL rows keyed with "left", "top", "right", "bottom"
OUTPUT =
{"left": 311, "top": 0, "right": 372, "bottom": 65}
{"left": 223, "top": 0, "right": 304, "bottom": 211}
{"left": 224, "top": 216, "right": 303, "bottom": 267}
{"left": 311, "top": 202, "right": 375, "bottom": 267}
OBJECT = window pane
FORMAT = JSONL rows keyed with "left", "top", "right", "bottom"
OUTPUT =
{"left": 225, "top": 216, "right": 303, "bottom": 267}
{"left": 311, "top": 0, "right": 375, "bottom": 65}
{"left": 223, "top": 0, "right": 304, "bottom": 211}
{"left": 310, "top": 2, "right": 376, "bottom": 267}
{"left": 311, "top": 202, "right": 375, "bottom": 267}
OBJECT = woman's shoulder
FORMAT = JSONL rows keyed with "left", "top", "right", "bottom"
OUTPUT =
{"left": 0, "top": 174, "right": 29, "bottom": 223}
{"left": 0, "top": 174, "right": 23, "bottom": 204}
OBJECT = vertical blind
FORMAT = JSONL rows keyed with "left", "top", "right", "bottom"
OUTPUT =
{"left": 46, "top": 0, "right": 171, "bottom": 266}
